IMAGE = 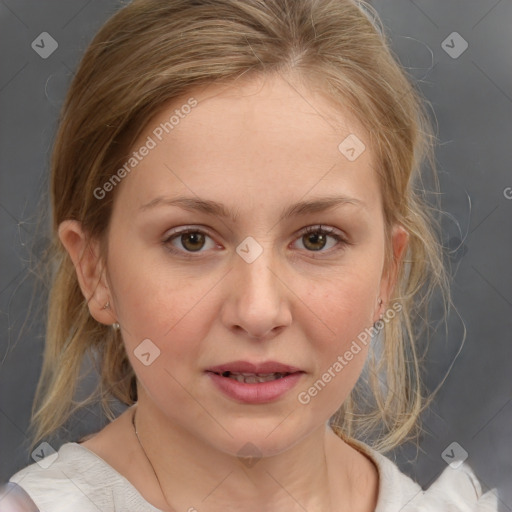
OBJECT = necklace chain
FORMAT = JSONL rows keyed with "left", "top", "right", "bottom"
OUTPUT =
{"left": 132, "top": 407, "right": 176, "bottom": 512}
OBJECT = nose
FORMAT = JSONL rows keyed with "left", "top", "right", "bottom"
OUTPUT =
{"left": 221, "top": 243, "right": 292, "bottom": 340}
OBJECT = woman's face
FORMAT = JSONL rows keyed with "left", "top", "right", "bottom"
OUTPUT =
{"left": 101, "top": 75, "right": 406, "bottom": 456}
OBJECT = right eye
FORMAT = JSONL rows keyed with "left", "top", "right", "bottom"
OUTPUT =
{"left": 162, "top": 227, "right": 218, "bottom": 255}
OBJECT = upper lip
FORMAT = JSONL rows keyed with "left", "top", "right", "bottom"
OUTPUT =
{"left": 206, "top": 360, "right": 304, "bottom": 374}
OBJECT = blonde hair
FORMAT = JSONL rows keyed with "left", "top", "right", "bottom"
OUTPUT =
{"left": 30, "top": 0, "right": 451, "bottom": 453}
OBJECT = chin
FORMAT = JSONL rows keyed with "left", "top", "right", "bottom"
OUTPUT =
{"left": 205, "top": 417, "right": 316, "bottom": 460}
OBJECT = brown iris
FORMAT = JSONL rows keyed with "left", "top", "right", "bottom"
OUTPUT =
{"left": 302, "top": 232, "right": 327, "bottom": 251}
{"left": 180, "top": 232, "right": 206, "bottom": 252}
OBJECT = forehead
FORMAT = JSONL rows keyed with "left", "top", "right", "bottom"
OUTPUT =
{"left": 112, "top": 74, "right": 381, "bottom": 218}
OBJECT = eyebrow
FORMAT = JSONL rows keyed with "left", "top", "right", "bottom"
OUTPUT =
{"left": 139, "top": 195, "right": 365, "bottom": 223}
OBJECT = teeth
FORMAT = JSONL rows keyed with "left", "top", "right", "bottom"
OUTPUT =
{"left": 221, "top": 372, "right": 288, "bottom": 383}
{"left": 231, "top": 372, "right": 277, "bottom": 377}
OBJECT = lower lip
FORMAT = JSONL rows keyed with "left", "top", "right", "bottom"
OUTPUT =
{"left": 206, "top": 372, "right": 304, "bottom": 404}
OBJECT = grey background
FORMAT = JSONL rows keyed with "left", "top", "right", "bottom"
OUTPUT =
{"left": 0, "top": 0, "right": 511, "bottom": 509}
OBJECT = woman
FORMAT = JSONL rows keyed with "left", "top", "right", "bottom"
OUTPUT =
{"left": 5, "top": 0, "right": 498, "bottom": 510}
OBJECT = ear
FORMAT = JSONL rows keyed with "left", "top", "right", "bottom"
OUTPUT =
{"left": 375, "top": 224, "right": 409, "bottom": 319}
{"left": 58, "top": 220, "right": 117, "bottom": 326}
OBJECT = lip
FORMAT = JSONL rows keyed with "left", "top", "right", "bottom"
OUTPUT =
{"left": 206, "top": 371, "right": 304, "bottom": 404}
{"left": 206, "top": 360, "right": 303, "bottom": 374}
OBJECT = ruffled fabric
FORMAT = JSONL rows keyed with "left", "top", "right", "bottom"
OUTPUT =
{"left": 9, "top": 444, "right": 160, "bottom": 512}
{"left": 8, "top": 439, "right": 499, "bottom": 512}
{"left": 345, "top": 435, "right": 499, "bottom": 512}
{"left": 401, "top": 463, "right": 499, "bottom": 511}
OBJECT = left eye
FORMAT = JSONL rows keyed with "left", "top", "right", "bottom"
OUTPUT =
{"left": 292, "top": 225, "right": 347, "bottom": 252}
{"left": 163, "top": 225, "right": 347, "bottom": 255}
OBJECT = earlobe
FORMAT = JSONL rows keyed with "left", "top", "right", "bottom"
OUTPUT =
{"left": 57, "top": 220, "right": 116, "bottom": 326}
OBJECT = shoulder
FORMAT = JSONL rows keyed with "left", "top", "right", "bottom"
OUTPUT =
{"left": 345, "top": 436, "right": 498, "bottom": 512}
{"left": 403, "top": 463, "right": 499, "bottom": 512}
{"left": 8, "top": 443, "right": 160, "bottom": 512}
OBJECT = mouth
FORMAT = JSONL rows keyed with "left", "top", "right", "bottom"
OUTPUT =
{"left": 204, "top": 361, "right": 305, "bottom": 403}
{"left": 208, "top": 371, "right": 296, "bottom": 384}
{"left": 206, "top": 360, "right": 303, "bottom": 375}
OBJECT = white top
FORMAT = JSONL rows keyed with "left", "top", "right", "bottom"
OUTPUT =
{"left": 8, "top": 438, "right": 498, "bottom": 512}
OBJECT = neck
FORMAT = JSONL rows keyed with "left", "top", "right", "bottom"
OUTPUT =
{"left": 131, "top": 397, "right": 360, "bottom": 512}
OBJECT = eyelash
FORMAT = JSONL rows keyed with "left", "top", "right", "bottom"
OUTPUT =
{"left": 162, "top": 225, "right": 350, "bottom": 258}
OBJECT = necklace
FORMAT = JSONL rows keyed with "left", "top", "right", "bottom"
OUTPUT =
{"left": 131, "top": 407, "right": 176, "bottom": 512}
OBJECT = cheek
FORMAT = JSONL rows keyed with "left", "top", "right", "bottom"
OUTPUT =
{"left": 302, "top": 268, "right": 380, "bottom": 348}
{"left": 111, "top": 261, "right": 217, "bottom": 411}
{"left": 293, "top": 269, "right": 380, "bottom": 408}
{"left": 105, "top": 243, "right": 204, "bottom": 356}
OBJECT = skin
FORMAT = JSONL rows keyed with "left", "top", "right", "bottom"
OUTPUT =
{"left": 59, "top": 73, "right": 408, "bottom": 512}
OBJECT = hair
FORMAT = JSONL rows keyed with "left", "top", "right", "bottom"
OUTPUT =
{"left": 29, "top": 0, "right": 451, "bottom": 454}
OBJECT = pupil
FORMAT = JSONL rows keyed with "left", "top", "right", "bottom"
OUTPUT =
{"left": 305, "top": 232, "right": 326, "bottom": 251}
{"left": 183, "top": 232, "right": 205, "bottom": 251}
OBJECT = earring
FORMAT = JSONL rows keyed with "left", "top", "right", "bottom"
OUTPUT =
{"left": 378, "top": 297, "right": 384, "bottom": 320}
{"left": 102, "top": 301, "right": 119, "bottom": 329}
